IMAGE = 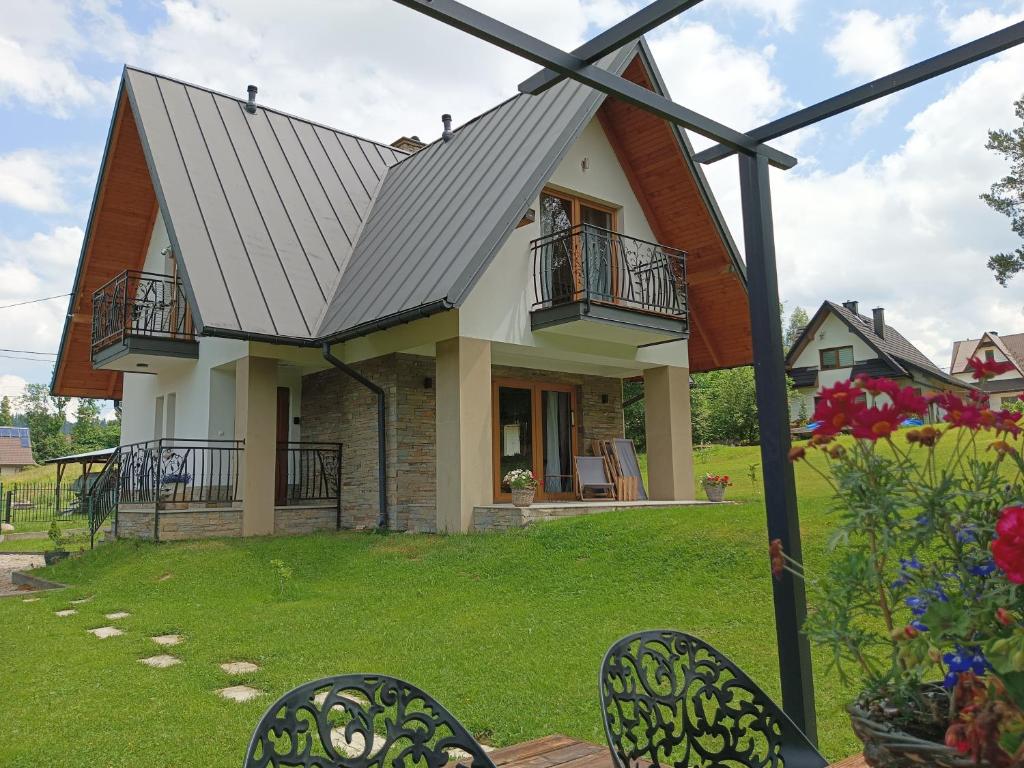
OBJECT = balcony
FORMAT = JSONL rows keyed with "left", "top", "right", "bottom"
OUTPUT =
{"left": 531, "top": 225, "right": 689, "bottom": 346}
{"left": 91, "top": 270, "right": 198, "bottom": 371}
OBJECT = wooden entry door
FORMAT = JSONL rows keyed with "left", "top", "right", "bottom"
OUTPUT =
{"left": 492, "top": 380, "right": 577, "bottom": 501}
{"left": 274, "top": 387, "right": 289, "bottom": 506}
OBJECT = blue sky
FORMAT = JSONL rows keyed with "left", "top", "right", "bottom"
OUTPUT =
{"left": 1, "top": 0, "right": 1022, "bottom": 404}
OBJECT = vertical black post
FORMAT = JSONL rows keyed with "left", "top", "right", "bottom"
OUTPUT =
{"left": 336, "top": 444, "right": 343, "bottom": 531}
{"left": 738, "top": 151, "right": 817, "bottom": 742}
{"left": 4, "top": 489, "right": 10, "bottom": 525}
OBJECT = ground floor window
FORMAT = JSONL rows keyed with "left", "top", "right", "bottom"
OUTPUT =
{"left": 493, "top": 379, "right": 577, "bottom": 500}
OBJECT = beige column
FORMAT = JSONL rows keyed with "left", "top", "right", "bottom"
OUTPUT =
{"left": 435, "top": 337, "right": 493, "bottom": 533}
{"left": 644, "top": 365, "right": 695, "bottom": 501}
{"left": 235, "top": 356, "right": 278, "bottom": 536}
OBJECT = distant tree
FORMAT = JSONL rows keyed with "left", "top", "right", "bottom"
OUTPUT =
{"left": 691, "top": 367, "right": 796, "bottom": 446}
{"left": 784, "top": 305, "right": 810, "bottom": 354}
{"left": 18, "top": 384, "right": 71, "bottom": 462}
{"left": 981, "top": 93, "right": 1024, "bottom": 286}
{"left": 0, "top": 396, "right": 12, "bottom": 426}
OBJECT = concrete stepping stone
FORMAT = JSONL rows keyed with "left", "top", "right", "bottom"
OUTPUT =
{"left": 22, "top": 597, "right": 39, "bottom": 603}
{"left": 331, "top": 729, "right": 385, "bottom": 757}
{"left": 151, "top": 634, "right": 183, "bottom": 646}
{"left": 217, "top": 685, "right": 263, "bottom": 703}
{"left": 313, "top": 690, "right": 369, "bottom": 707}
{"left": 88, "top": 626, "right": 124, "bottom": 639}
{"left": 220, "top": 661, "right": 259, "bottom": 674}
{"left": 140, "top": 654, "right": 181, "bottom": 668}
{"left": 157, "top": 573, "right": 173, "bottom": 581}
{"left": 105, "top": 611, "right": 131, "bottom": 620}
{"left": 54, "top": 609, "right": 77, "bottom": 617}
{"left": 70, "top": 596, "right": 92, "bottom": 605}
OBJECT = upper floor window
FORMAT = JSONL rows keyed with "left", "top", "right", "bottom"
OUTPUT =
{"left": 985, "top": 349, "right": 996, "bottom": 362}
{"left": 820, "top": 346, "right": 854, "bottom": 370}
{"left": 540, "top": 190, "right": 616, "bottom": 235}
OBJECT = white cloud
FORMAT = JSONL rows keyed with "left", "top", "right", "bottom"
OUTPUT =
{"left": 941, "top": 4, "right": 1024, "bottom": 46}
{"left": 0, "top": 150, "right": 74, "bottom": 213}
{"left": 825, "top": 10, "right": 919, "bottom": 81}
{"left": 0, "top": 375, "right": 29, "bottom": 402}
{"left": 715, "top": 0, "right": 804, "bottom": 33}
{"left": 763, "top": 45, "right": 1024, "bottom": 364}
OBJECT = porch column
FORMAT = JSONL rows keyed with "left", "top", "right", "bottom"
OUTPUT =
{"left": 643, "top": 365, "right": 695, "bottom": 500}
{"left": 235, "top": 356, "right": 277, "bottom": 536}
{"left": 435, "top": 337, "right": 493, "bottom": 533}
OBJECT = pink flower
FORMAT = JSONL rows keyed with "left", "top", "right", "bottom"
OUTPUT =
{"left": 967, "top": 356, "right": 1017, "bottom": 381}
{"left": 992, "top": 506, "right": 1024, "bottom": 584}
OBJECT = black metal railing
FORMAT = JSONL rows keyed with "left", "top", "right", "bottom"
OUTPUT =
{"left": 2, "top": 483, "right": 86, "bottom": 527}
{"left": 86, "top": 449, "right": 120, "bottom": 547}
{"left": 91, "top": 270, "right": 195, "bottom": 354}
{"left": 531, "top": 224, "right": 688, "bottom": 321}
{"left": 277, "top": 442, "right": 342, "bottom": 504}
{"left": 117, "top": 438, "right": 243, "bottom": 505}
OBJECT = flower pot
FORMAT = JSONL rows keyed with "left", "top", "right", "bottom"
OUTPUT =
{"left": 44, "top": 550, "right": 69, "bottom": 566}
{"left": 511, "top": 488, "right": 536, "bottom": 508}
{"left": 703, "top": 483, "right": 726, "bottom": 502}
{"left": 847, "top": 700, "right": 986, "bottom": 768}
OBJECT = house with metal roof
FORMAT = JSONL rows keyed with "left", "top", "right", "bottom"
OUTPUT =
{"left": 52, "top": 40, "right": 753, "bottom": 539}
{"left": 949, "top": 331, "right": 1024, "bottom": 409}
{"left": 0, "top": 427, "right": 34, "bottom": 478}
{"left": 786, "top": 300, "right": 970, "bottom": 422}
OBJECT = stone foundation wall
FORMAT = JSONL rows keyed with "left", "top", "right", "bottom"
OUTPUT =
{"left": 117, "top": 507, "right": 244, "bottom": 541}
{"left": 274, "top": 505, "right": 338, "bottom": 535}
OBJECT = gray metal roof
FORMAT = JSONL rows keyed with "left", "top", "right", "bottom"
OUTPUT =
{"left": 316, "top": 44, "right": 638, "bottom": 339}
{"left": 124, "top": 67, "right": 407, "bottom": 340}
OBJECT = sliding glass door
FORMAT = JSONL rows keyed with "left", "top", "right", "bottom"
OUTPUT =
{"left": 493, "top": 380, "right": 577, "bottom": 500}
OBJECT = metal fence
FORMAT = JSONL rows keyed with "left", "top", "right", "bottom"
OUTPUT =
{"left": 278, "top": 442, "right": 343, "bottom": 504}
{"left": 2, "top": 483, "right": 88, "bottom": 527}
{"left": 118, "top": 438, "right": 244, "bottom": 505}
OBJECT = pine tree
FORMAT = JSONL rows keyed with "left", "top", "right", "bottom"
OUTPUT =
{"left": 981, "top": 94, "right": 1024, "bottom": 286}
{"left": 0, "top": 396, "right": 13, "bottom": 426}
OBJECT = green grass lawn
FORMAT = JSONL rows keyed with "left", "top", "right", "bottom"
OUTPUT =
{"left": 1, "top": 433, "right": 986, "bottom": 767}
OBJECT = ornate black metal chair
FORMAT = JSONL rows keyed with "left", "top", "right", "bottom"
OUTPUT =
{"left": 244, "top": 674, "right": 496, "bottom": 768}
{"left": 599, "top": 630, "right": 827, "bottom": 768}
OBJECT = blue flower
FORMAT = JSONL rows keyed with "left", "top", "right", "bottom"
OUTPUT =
{"left": 944, "top": 671, "right": 960, "bottom": 690}
{"left": 910, "top": 619, "right": 929, "bottom": 632}
{"left": 900, "top": 557, "right": 924, "bottom": 571}
{"left": 956, "top": 526, "right": 978, "bottom": 544}
{"left": 923, "top": 584, "right": 949, "bottom": 603}
{"left": 942, "top": 645, "right": 989, "bottom": 688}
{"left": 916, "top": 514, "right": 930, "bottom": 527}
{"left": 968, "top": 560, "right": 996, "bottom": 577}
{"left": 905, "top": 596, "right": 928, "bottom": 616}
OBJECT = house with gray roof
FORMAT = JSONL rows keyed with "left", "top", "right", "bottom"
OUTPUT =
{"left": 52, "top": 40, "right": 753, "bottom": 538}
{"left": 950, "top": 331, "right": 1024, "bottom": 409}
{"left": 786, "top": 300, "right": 969, "bottom": 422}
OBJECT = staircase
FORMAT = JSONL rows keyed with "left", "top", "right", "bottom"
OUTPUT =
{"left": 85, "top": 448, "right": 121, "bottom": 548}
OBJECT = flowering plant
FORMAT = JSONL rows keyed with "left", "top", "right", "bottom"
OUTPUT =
{"left": 503, "top": 468, "right": 537, "bottom": 490}
{"left": 777, "top": 357, "right": 1024, "bottom": 762}
{"left": 703, "top": 473, "right": 732, "bottom": 488}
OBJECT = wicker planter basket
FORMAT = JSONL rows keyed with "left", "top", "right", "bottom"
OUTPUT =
{"left": 511, "top": 488, "right": 536, "bottom": 508}
{"left": 703, "top": 483, "right": 727, "bottom": 502}
{"left": 848, "top": 700, "right": 986, "bottom": 768}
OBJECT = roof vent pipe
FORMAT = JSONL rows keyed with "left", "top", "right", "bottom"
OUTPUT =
{"left": 245, "top": 85, "right": 258, "bottom": 114}
{"left": 441, "top": 113, "right": 454, "bottom": 142}
{"left": 872, "top": 307, "right": 885, "bottom": 339}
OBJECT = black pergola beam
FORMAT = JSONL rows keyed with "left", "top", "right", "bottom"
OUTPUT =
{"left": 694, "top": 19, "right": 1024, "bottom": 165}
{"left": 392, "top": 0, "right": 798, "bottom": 170}
{"left": 518, "top": 0, "right": 705, "bottom": 95}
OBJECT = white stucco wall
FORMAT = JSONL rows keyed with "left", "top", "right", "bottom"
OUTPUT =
{"left": 458, "top": 116, "right": 688, "bottom": 373}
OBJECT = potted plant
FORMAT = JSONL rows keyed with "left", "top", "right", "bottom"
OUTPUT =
{"left": 45, "top": 520, "right": 69, "bottom": 566}
{"left": 702, "top": 473, "right": 732, "bottom": 502}
{"left": 776, "top": 357, "right": 1024, "bottom": 767}
{"left": 160, "top": 472, "right": 192, "bottom": 501}
{"left": 504, "top": 469, "right": 538, "bottom": 508}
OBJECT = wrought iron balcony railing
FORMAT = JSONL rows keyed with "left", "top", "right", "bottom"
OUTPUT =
{"left": 531, "top": 224, "right": 688, "bottom": 321}
{"left": 116, "top": 438, "right": 244, "bottom": 505}
{"left": 91, "top": 270, "right": 195, "bottom": 354}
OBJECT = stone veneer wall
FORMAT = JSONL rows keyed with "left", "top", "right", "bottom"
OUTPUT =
{"left": 301, "top": 354, "right": 624, "bottom": 533}
{"left": 117, "top": 505, "right": 336, "bottom": 540}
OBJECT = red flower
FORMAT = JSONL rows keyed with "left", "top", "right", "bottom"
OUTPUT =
{"left": 996, "top": 608, "right": 1014, "bottom": 626}
{"left": 788, "top": 446, "right": 806, "bottom": 462}
{"left": 812, "top": 380, "right": 866, "bottom": 436}
{"left": 891, "top": 386, "right": 928, "bottom": 417}
{"left": 851, "top": 404, "right": 902, "bottom": 441}
{"left": 855, "top": 374, "right": 900, "bottom": 399}
{"left": 769, "top": 539, "right": 785, "bottom": 580}
{"left": 933, "top": 392, "right": 983, "bottom": 430}
{"left": 995, "top": 410, "right": 1022, "bottom": 438}
{"left": 967, "top": 356, "right": 1017, "bottom": 381}
{"left": 992, "top": 506, "right": 1024, "bottom": 584}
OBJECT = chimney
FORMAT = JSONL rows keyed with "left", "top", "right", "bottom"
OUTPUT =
{"left": 842, "top": 300, "right": 859, "bottom": 316}
{"left": 391, "top": 135, "right": 426, "bottom": 153}
{"left": 441, "top": 113, "right": 454, "bottom": 142}
{"left": 872, "top": 307, "right": 885, "bottom": 338}
{"left": 245, "top": 85, "right": 258, "bottom": 114}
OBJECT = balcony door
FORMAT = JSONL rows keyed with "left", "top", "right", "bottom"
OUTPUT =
{"left": 539, "top": 190, "right": 616, "bottom": 305}
{"left": 493, "top": 379, "right": 577, "bottom": 501}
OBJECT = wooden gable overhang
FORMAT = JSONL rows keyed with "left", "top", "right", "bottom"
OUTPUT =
{"left": 51, "top": 85, "right": 159, "bottom": 399}
{"left": 597, "top": 55, "right": 752, "bottom": 373}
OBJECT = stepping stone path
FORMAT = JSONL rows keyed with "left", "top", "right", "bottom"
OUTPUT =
{"left": 151, "top": 634, "right": 183, "bottom": 646}
{"left": 105, "top": 611, "right": 131, "bottom": 620}
{"left": 332, "top": 730, "right": 385, "bottom": 757}
{"left": 218, "top": 685, "right": 263, "bottom": 703}
{"left": 140, "top": 654, "right": 181, "bottom": 668}
{"left": 220, "top": 661, "right": 260, "bottom": 674}
{"left": 70, "top": 597, "right": 92, "bottom": 605}
{"left": 314, "top": 690, "right": 370, "bottom": 707}
{"left": 88, "top": 626, "right": 124, "bottom": 639}
{"left": 54, "top": 609, "right": 77, "bottom": 617}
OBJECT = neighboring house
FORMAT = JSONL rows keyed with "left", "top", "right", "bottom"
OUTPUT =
{"left": 0, "top": 427, "right": 34, "bottom": 477}
{"left": 950, "top": 331, "right": 1024, "bottom": 408}
{"left": 52, "top": 41, "right": 754, "bottom": 539}
{"left": 786, "top": 300, "right": 969, "bottom": 421}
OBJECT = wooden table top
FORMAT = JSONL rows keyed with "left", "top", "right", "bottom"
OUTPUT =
{"left": 487, "top": 734, "right": 867, "bottom": 768}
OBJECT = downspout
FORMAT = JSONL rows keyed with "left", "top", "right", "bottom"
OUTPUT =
{"left": 321, "top": 344, "right": 389, "bottom": 530}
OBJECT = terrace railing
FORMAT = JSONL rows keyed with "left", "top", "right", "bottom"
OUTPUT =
{"left": 91, "top": 270, "right": 195, "bottom": 354}
{"left": 118, "top": 438, "right": 243, "bottom": 505}
{"left": 277, "top": 442, "right": 343, "bottom": 505}
{"left": 86, "top": 449, "right": 120, "bottom": 548}
{"left": 531, "top": 224, "right": 688, "bottom": 321}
